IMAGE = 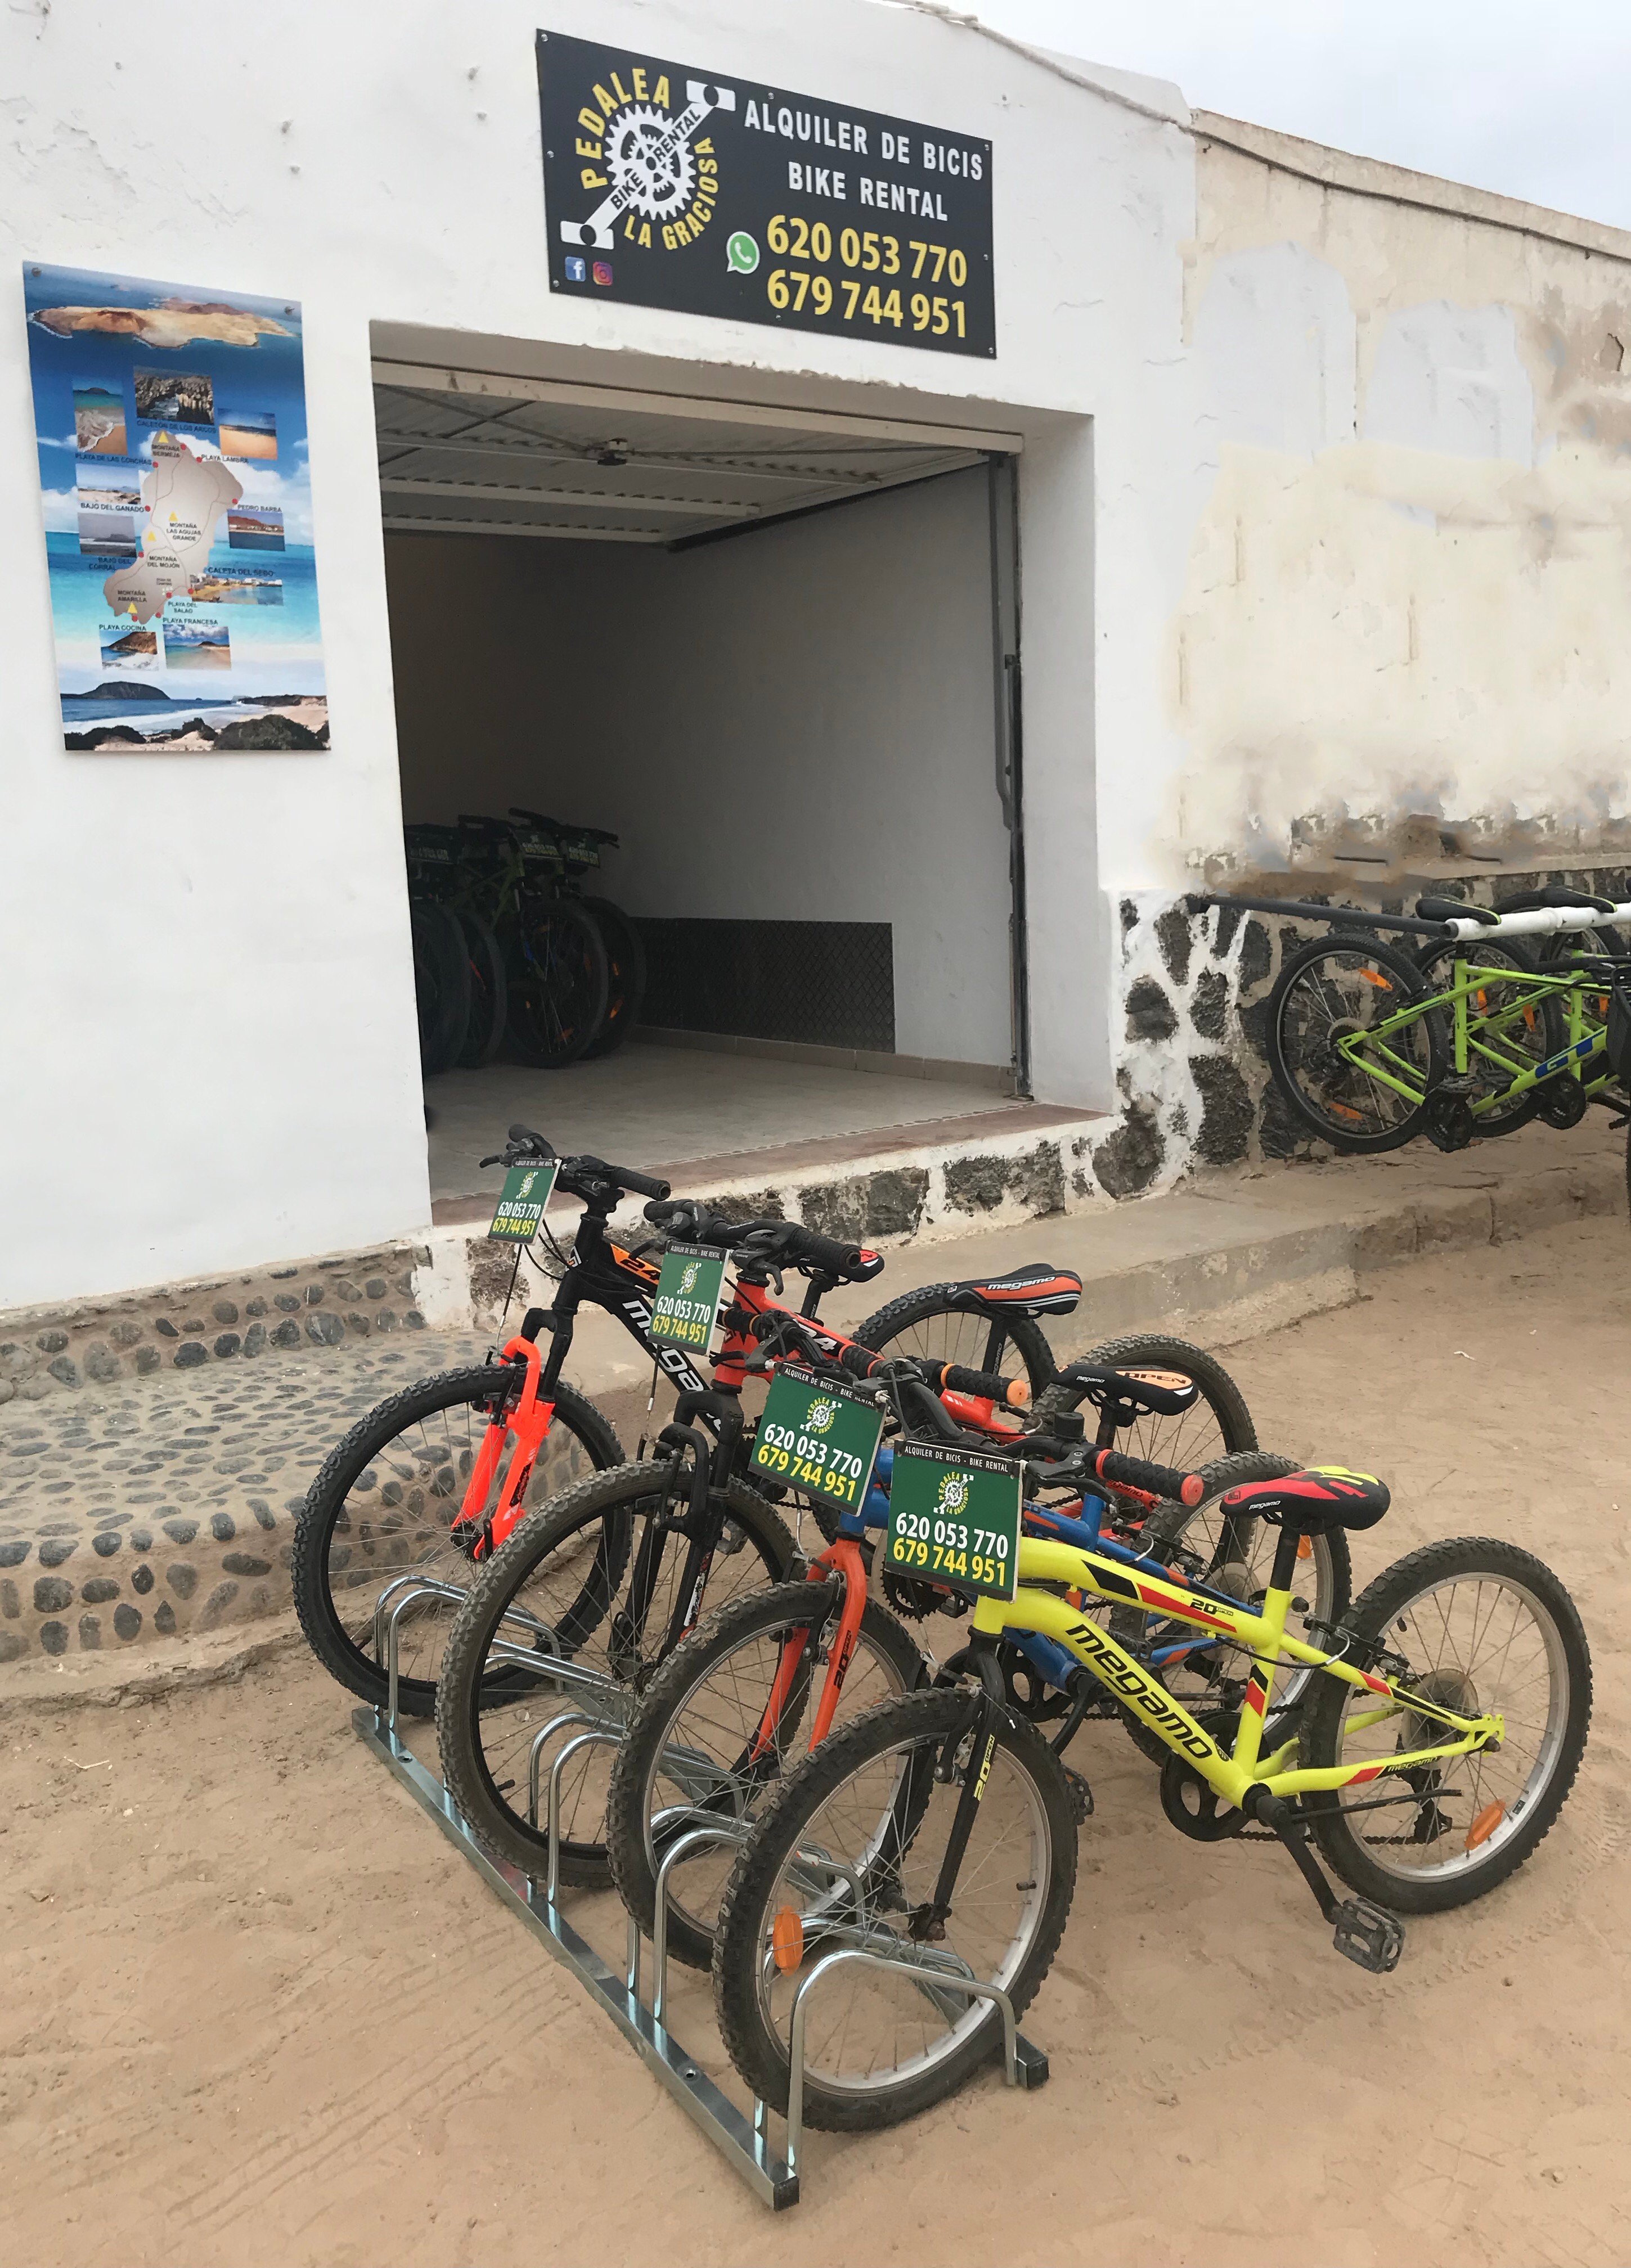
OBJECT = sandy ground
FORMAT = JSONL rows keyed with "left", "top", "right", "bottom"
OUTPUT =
{"left": 3, "top": 1212, "right": 1628, "bottom": 2268}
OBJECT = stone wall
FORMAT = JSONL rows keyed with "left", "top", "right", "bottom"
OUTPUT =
{"left": 1, "top": 1246, "right": 429, "bottom": 1407}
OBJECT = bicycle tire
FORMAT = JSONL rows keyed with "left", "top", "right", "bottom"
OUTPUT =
{"left": 712, "top": 1686, "right": 1077, "bottom": 2130}
{"left": 607, "top": 1578, "right": 924, "bottom": 1971}
{"left": 579, "top": 896, "right": 648, "bottom": 1059}
{"left": 505, "top": 897, "right": 610, "bottom": 1069}
{"left": 1269, "top": 933, "right": 1445, "bottom": 1151}
{"left": 1412, "top": 937, "right": 1557, "bottom": 1137}
{"left": 1116, "top": 1450, "right": 1347, "bottom": 1762}
{"left": 436, "top": 1462, "right": 796, "bottom": 1887}
{"left": 291, "top": 1365, "right": 622, "bottom": 1716}
{"left": 852, "top": 1284, "right": 1057, "bottom": 1399}
{"left": 455, "top": 908, "right": 509, "bottom": 1069}
{"left": 411, "top": 900, "right": 471, "bottom": 1075}
{"left": 1034, "top": 1333, "right": 1256, "bottom": 1470}
{"left": 1300, "top": 1535, "right": 1590, "bottom": 1915}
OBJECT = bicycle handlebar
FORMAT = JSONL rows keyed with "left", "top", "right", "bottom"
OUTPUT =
{"left": 479, "top": 1126, "right": 670, "bottom": 1202}
{"left": 837, "top": 1345, "right": 1028, "bottom": 1408}
{"left": 1090, "top": 1447, "right": 1205, "bottom": 1506}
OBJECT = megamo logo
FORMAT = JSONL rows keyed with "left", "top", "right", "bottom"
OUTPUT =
{"left": 936, "top": 1472, "right": 970, "bottom": 1517}
{"left": 561, "top": 62, "right": 735, "bottom": 254}
{"left": 805, "top": 1398, "right": 838, "bottom": 1434}
{"left": 678, "top": 1261, "right": 700, "bottom": 1295}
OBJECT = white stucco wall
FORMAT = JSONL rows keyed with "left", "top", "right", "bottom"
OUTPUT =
{"left": 1169, "top": 115, "right": 1631, "bottom": 881}
{"left": 1, "top": 0, "right": 1200, "bottom": 1305}
{"left": 391, "top": 470, "right": 1013, "bottom": 1066}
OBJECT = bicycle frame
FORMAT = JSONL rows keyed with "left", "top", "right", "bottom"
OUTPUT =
{"left": 967, "top": 1535, "right": 1503, "bottom": 1812}
{"left": 1338, "top": 956, "right": 1615, "bottom": 1119}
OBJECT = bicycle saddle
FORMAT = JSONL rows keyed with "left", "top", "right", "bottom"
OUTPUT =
{"left": 1220, "top": 1465, "right": 1390, "bottom": 1534}
{"left": 954, "top": 1263, "right": 1082, "bottom": 1316}
{"left": 1495, "top": 886, "right": 1617, "bottom": 915}
{"left": 1417, "top": 896, "right": 1497, "bottom": 926}
{"left": 1055, "top": 1360, "right": 1198, "bottom": 1419}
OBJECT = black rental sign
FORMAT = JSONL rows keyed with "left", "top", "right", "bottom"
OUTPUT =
{"left": 536, "top": 30, "right": 996, "bottom": 358}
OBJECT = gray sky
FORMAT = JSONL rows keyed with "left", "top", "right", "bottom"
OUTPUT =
{"left": 968, "top": 1, "right": 1631, "bottom": 231}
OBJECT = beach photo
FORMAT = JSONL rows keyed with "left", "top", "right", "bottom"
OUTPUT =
{"left": 133, "top": 365, "right": 215, "bottom": 426}
{"left": 165, "top": 618, "right": 231, "bottom": 669}
{"left": 189, "top": 571, "right": 285, "bottom": 605}
{"left": 72, "top": 381, "right": 128, "bottom": 454}
{"left": 227, "top": 505, "right": 285, "bottom": 551}
{"left": 217, "top": 406, "right": 278, "bottom": 460}
{"left": 77, "top": 463, "right": 142, "bottom": 512}
{"left": 98, "top": 625, "right": 159, "bottom": 669}
{"left": 77, "top": 506, "right": 139, "bottom": 559}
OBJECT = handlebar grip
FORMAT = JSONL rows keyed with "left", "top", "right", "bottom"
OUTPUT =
{"left": 576, "top": 1154, "right": 670, "bottom": 1201}
{"left": 933, "top": 1362, "right": 1030, "bottom": 1410}
{"left": 1091, "top": 1448, "right": 1205, "bottom": 1507}
{"left": 507, "top": 1123, "right": 555, "bottom": 1154}
{"left": 793, "top": 1228, "right": 865, "bottom": 1275}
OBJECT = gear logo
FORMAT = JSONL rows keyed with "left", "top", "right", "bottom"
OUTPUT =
{"left": 805, "top": 1398, "right": 839, "bottom": 1434}
{"left": 517, "top": 1171, "right": 537, "bottom": 1198}
{"left": 936, "top": 1473, "right": 970, "bottom": 1517}
{"left": 563, "top": 64, "right": 735, "bottom": 254}
{"left": 678, "top": 1261, "right": 700, "bottom": 1295}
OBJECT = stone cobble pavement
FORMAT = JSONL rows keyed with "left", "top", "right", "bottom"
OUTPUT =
{"left": 0, "top": 1328, "right": 497, "bottom": 1667}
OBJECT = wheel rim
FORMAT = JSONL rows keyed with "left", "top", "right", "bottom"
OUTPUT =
{"left": 1327, "top": 1572, "right": 1571, "bottom": 1886}
{"left": 863, "top": 1305, "right": 1038, "bottom": 1394}
{"left": 465, "top": 1492, "right": 782, "bottom": 1860}
{"left": 1277, "top": 950, "right": 1434, "bottom": 1142}
{"left": 325, "top": 1389, "right": 601, "bottom": 1689}
{"left": 750, "top": 1726, "right": 1051, "bottom": 2099}
{"left": 638, "top": 1609, "right": 914, "bottom": 1942}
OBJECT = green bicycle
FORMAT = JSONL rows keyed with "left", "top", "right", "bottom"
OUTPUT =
{"left": 1268, "top": 893, "right": 1629, "bottom": 1153}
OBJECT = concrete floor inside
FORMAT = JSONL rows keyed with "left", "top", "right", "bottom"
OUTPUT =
{"left": 423, "top": 1039, "right": 1015, "bottom": 1203}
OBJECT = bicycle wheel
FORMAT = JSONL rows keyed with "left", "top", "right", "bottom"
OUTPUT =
{"left": 1269, "top": 934, "right": 1445, "bottom": 1151}
{"left": 713, "top": 1686, "right": 1077, "bottom": 2130}
{"left": 411, "top": 901, "right": 470, "bottom": 1074}
{"left": 1034, "top": 1333, "right": 1256, "bottom": 1470}
{"left": 455, "top": 908, "right": 509, "bottom": 1069}
{"left": 1114, "top": 1451, "right": 1349, "bottom": 1762}
{"left": 505, "top": 899, "right": 610, "bottom": 1069}
{"left": 853, "top": 1285, "right": 1056, "bottom": 1401}
{"left": 291, "top": 1366, "right": 622, "bottom": 1716}
{"left": 606, "top": 1578, "right": 924, "bottom": 1972}
{"left": 579, "top": 896, "right": 647, "bottom": 1059}
{"left": 436, "top": 1462, "right": 795, "bottom": 1887}
{"left": 1300, "top": 1536, "right": 1591, "bottom": 1914}
{"left": 1411, "top": 938, "right": 1558, "bottom": 1136}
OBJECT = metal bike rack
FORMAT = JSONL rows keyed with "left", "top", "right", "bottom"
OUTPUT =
{"left": 352, "top": 1578, "right": 1046, "bottom": 2210}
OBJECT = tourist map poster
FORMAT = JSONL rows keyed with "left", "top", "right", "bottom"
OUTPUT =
{"left": 23, "top": 263, "right": 327, "bottom": 752}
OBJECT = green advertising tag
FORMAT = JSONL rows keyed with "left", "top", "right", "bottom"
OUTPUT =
{"left": 750, "top": 1362, "right": 885, "bottom": 1515}
{"left": 883, "top": 1439, "right": 1022, "bottom": 1604}
{"left": 649, "top": 1240, "right": 729, "bottom": 1353}
{"left": 488, "top": 1159, "right": 560, "bottom": 1243}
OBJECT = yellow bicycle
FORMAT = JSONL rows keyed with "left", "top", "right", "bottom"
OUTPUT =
{"left": 711, "top": 1465, "right": 1591, "bottom": 2130}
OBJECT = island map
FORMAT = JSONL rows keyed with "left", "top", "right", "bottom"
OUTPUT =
{"left": 23, "top": 263, "right": 328, "bottom": 753}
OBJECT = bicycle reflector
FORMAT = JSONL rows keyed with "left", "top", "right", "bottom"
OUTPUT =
{"left": 1465, "top": 1801, "right": 1504, "bottom": 1851}
{"left": 772, "top": 1906, "right": 805, "bottom": 1973}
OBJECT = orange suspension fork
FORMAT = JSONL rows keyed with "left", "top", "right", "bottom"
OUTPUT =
{"left": 451, "top": 1334, "right": 556, "bottom": 1559}
{"left": 747, "top": 1537, "right": 870, "bottom": 1762}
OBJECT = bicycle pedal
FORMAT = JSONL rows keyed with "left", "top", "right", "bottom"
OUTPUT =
{"left": 1063, "top": 1767, "right": 1094, "bottom": 1825}
{"left": 1332, "top": 1897, "right": 1404, "bottom": 1974}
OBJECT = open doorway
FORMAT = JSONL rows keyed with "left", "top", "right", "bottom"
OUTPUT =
{"left": 375, "top": 364, "right": 1027, "bottom": 1209}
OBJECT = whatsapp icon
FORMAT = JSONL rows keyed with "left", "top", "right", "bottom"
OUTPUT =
{"left": 726, "top": 231, "right": 760, "bottom": 275}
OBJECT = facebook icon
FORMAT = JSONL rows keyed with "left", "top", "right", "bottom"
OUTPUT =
{"left": 564, "top": 255, "right": 587, "bottom": 284}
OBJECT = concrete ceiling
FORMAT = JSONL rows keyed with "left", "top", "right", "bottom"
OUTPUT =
{"left": 373, "top": 379, "right": 991, "bottom": 546}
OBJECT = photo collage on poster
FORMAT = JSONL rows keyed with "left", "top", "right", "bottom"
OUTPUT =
{"left": 24, "top": 263, "right": 327, "bottom": 751}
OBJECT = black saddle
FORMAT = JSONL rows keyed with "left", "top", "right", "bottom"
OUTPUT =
{"left": 1495, "top": 886, "right": 1617, "bottom": 915}
{"left": 1057, "top": 1360, "right": 1197, "bottom": 1420}
{"left": 956, "top": 1263, "right": 1082, "bottom": 1317}
{"left": 1220, "top": 1465, "right": 1390, "bottom": 1535}
{"left": 1417, "top": 896, "right": 1497, "bottom": 926}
